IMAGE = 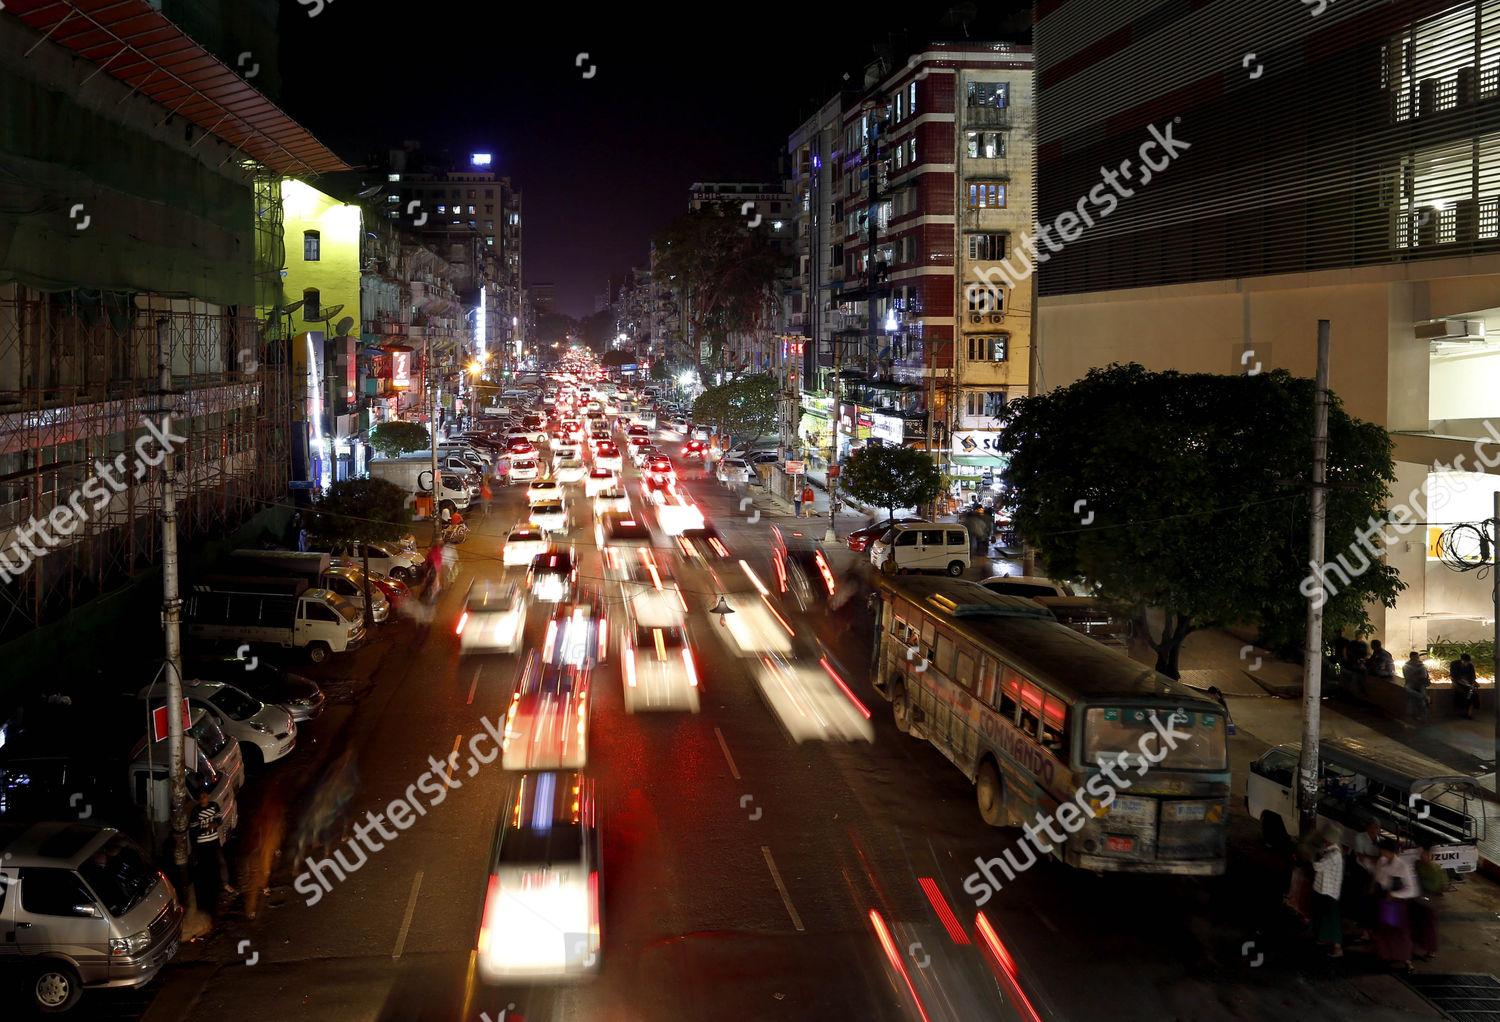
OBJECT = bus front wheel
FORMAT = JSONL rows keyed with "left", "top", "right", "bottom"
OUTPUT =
{"left": 977, "top": 762, "right": 1005, "bottom": 827}
{"left": 892, "top": 685, "right": 913, "bottom": 733}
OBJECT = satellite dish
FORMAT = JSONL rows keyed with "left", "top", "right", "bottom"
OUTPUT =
{"left": 283, "top": 300, "right": 305, "bottom": 314}
{"left": 309, "top": 303, "right": 345, "bottom": 322}
{"left": 334, "top": 316, "right": 355, "bottom": 337}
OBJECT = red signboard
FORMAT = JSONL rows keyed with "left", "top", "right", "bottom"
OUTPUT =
{"left": 392, "top": 349, "right": 412, "bottom": 390}
{"left": 150, "top": 699, "right": 191, "bottom": 742}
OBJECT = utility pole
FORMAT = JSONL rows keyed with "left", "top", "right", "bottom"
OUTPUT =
{"left": 428, "top": 333, "right": 442, "bottom": 545}
{"left": 1493, "top": 490, "right": 1499, "bottom": 775}
{"left": 1298, "top": 320, "right": 1332, "bottom": 834}
{"left": 156, "top": 329, "right": 189, "bottom": 880}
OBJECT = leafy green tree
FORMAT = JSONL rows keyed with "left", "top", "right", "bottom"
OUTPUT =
{"left": 369, "top": 421, "right": 430, "bottom": 458}
{"left": 653, "top": 203, "right": 782, "bottom": 375}
{"left": 997, "top": 363, "right": 1403, "bottom": 678}
{"left": 309, "top": 478, "right": 414, "bottom": 627}
{"left": 600, "top": 349, "right": 632, "bottom": 368}
{"left": 843, "top": 445, "right": 943, "bottom": 522}
{"left": 692, "top": 375, "right": 777, "bottom": 447}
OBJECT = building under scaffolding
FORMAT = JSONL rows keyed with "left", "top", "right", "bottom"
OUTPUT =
{"left": 0, "top": 2, "right": 347, "bottom": 658}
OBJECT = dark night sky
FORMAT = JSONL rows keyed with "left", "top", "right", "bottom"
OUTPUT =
{"left": 277, "top": 2, "right": 1030, "bottom": 319}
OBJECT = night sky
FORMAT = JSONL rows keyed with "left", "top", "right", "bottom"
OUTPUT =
{"left": 278, "top": 2, "right": 1031, "bottom": 319}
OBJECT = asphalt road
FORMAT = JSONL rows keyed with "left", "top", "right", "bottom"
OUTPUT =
{"left": 53, "top": 432, "right": 1450, "bottom": 1022}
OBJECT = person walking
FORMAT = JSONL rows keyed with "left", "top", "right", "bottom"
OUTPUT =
{"left": 1410, "top": 844, "right": 1446, "bottom": 961}
{"left": 1345, "top": 634, "right": 1370, "bottom": 697}
{"left": 1309, "top": 831, "right": 1346, "bottom": 957}
{"left": 1450, "top": 652, "right": 1479, "bottom": 719}
{"left": 793, "top": 487, "right": 804, "bottom": 518}
{"left": 189, "top": 791, "right": 231, "bottom": 922}
{"left": 800, "top": 483, "right": 815, "bottom": 519}
{"left": 1371, "top": 838, "right": 1419, "bottom": 971}
{"left": 1404, "top": 651, "right": 1431, "bottom": 725}
{"left": 423, "top": 539, "right": 445, "bottom": 603}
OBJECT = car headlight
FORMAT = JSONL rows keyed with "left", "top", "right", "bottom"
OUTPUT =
{"left": 110, "top": 928, "right": 152, "bottom": 956}
{"left": 248, "top": 720, "right": 271, "bottom": 734}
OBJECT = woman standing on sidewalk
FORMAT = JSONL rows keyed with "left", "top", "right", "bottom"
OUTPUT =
{"left": 1371, "top": 838, "right": 1419, "bottom": 970}
{"left": 1309, "top": 831, "right": 1345, "bottom": 956}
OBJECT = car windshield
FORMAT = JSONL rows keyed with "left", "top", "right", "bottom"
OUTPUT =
{"left": 78, "top": 834, "right": 158, "bottom": 916}
{"left": 207, "top": 685, "right": 264, "bottom": 721}
{"left": 1083, "top": 707, "right": 1228, "bottom": 771}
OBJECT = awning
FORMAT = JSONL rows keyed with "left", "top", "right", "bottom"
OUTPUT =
{"left": 5, "top": 0, "right": 349, "bottom": 175}
{"left": 952, "top": 455, "right": 1005, "bottom": 467}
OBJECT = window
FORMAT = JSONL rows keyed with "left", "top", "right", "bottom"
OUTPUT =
{"left": 468, "top": 205, "right": 476, "bottom": 214}
{"left": 487, "top": 237, "right": 495, "bottom": 246}
{"left": 486, "top": 221, "right": 494, "bottom": 230}
{"left": 966, "top": 131, "right": 1005, "bottom": 159}
{"left": 387, "top": 173, "right": 400, "bottom": 182}
{"left": 935, "top": 635, "right": 956, "bottom": 675}
{"left": 303, "top": 289, "right": 320, "bottom": 320}
{"left": 909, "top": 81, "right": 917, "bottom": 111}
{"left": 955, "top": 652, "right": 975, "bottom": 690}
{"left": 1041, "top": 695, "right": 1069, "bottom": 756}
{"left": 302, "top": 230, "right": 320, "bottom": 261}
{"left": 451, "top": 189, "right": 460, "bottom": 198}
{"left": 387, "top": 194, "right": 399, "bottom": 203}
{"left": 438, "top": 205, "right": 447, "bottom": 213}
{"left": 468, "top": 190, "right": 476, "bottom": 199}
{"left": 968, "top": 234, "right": 1007, "bottom": 260}
{"left": 908, "top": 137, "right": 917, "bottom": 164}
{"left": 947, "top": 530, "right": 967, "bottom": 546}
{"left": 485, "top": 189, "right": 494, "bottom": 198}
{"left": 967, "top": 336, "right": 1009, "bottom": 362}
{"left": 305, "top": 602, "right": 335, "bottom": 623}
{"left": 968, "top": 81, "right": 1009, "bottom": 108}
{"left": 20, "top": 868, "right": 95, "bottom": 916}
{"left": 964, "top": 390, "right": 1007, "bottom": 417}
{"left": 1019, "top": 681, "right": 1044, "bottom": 737}
{"left": 895, "top": 530, "right": 919, "bottom": 547}
{"left": 976, "top": 658, "right": 997, "bottom": 707}
{"left": 999, "top": 667, "right": 1021, "bottom": 722}
{"left": 964, "top": 283, "right": 1004, "bottom": 313}
{"left": 486, "top": 204, "right": 494, "bottom": 213}
{"left": 920, "top": 529, "right": 944, "bottom": 547}
{"left": 968, "top": 182, "right": 1006, "bottom": 208}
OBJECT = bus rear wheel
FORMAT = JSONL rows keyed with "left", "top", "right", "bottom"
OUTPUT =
{"left": 892, "top": 685, "right": 913, "bottom": 733}
{"left": 977, "top": 762, "right": 1005, "bottom": 827}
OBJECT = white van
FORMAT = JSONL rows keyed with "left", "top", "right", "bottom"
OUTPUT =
{"left": 869, "top": 523, "right": 970, "bottom": 577}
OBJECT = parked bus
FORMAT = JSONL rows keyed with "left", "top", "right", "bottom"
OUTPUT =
{"left": 870, "top": 575, "right": 1229, "bottom": 875}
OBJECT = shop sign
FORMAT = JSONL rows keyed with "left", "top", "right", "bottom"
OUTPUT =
{"left": 952, "top": 430, "right": 1004, "bottom": 456}
{"left": 869, "top": 413, "right": 903, "bottom": 443}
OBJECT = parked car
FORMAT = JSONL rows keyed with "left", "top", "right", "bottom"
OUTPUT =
{"left": 137, "top": 678, "right": 296, "bottom": 768}
{"left": 869, "top": 523, "right": 970, "bottom": 577}
{"left": 847, "top": 516, "right": 927, "bottom": 554}
{"left": 330, "top": 559, "right": 410, "bottom": 609}
{"left": 716, "top": 458, "right": 750, "bottom": 485}
{"left": 181, "top": 654, "right": 326, "bottom": 721}
{"left": 327, "top": 542, "right": 423, "bottom": 582}
{"left": 0, "top": 822, "right": 184, "bottom": 1014}
{"left": 978, "top": 575, "right": 1079, "bottom": 599}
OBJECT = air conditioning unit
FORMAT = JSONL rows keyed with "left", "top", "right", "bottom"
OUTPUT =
{"left": 989, "top": 313, "right": 1004, "bottom": 324}
{"left": 1415, "top": 319, "right": 1485, "bottom": 342}
{"left": 969, "top": 313, "right": 983, "bottom": 324}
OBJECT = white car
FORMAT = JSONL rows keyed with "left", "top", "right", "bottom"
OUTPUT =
{"left": 138, "top": 678, "right": 296, "bottom": 767}
{"left": 594, "top": 447, "right": 623, "bottom": 474}
{"left": 753, "top": 651, "right": 875, "bottom": 744}
{"left": 509, "top": 458, "right": 539, "bottom": 483}
{"left": 622, "top": 615, "right": 700, "bottom": 713}
{"left": 500, "top": 654, "right": 589, "bottom": 770}
{"left": 656, "top": 492, "right": 704, "bottom": 536}
{"left": 457, "top": 581, "right": 526, "bottom": 654}
{"left": 594, "top": 488, "right": 631, "bottom": 517}
{"left": 584, "top": 468, "right": 619, "bottom": 498}
{"left": 527, "top": 478, "right": 563, "bottom": 504}
{"left": 716, "top": 458, "right": 750, "bottom": 485}
{"left": 330, "top": 542, "right": 424, "bottom": 583}
{"left": 502, "top": 525, "right": 548, "bottom": 568}
{"left": 476, "top": 771, "right": 602, "bottom": 982}
{"left": 630, "top": 444, "right": 658, "bottom": 469}
{"left": 554, "top": 457, "right": 586, "bottom": 484}
{"left": 691, "top": 425, "right": 712, "bottom": 442}
{"left": 530, "top": 499, "right": 569, "bottom": 534}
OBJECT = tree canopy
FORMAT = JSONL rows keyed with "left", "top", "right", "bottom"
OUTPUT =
{"left": 369, "top": 421, "right": 429, "bottom": 459}
{"left": 842, "top": 445, "right": 943, "bottom": 521}
{"left": 309, "top": 478, "right": 413, "bottom": 549}
{"left": 600, "top": 349, "right": 632, "bottom": 368}
{"left": 653, "top": 203, "right": 782, "bottom": 374}
{"left": 692, "top": 375, "right": 778, "bottom": 445}
{"left": 997, "top": 363, "right": 1403, "bottom": 676}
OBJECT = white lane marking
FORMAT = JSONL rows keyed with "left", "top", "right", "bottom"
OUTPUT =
{"left": 714, "top": 726, "right": 741, "bottom": 780}
{"left": 443, "top": 734, "right": 461, "bottom": 787}
{"left": 392, "top": 870, "right": 424, "bottom": 959}
{"left": 466, "top": 663, "right": 481, "bottom": 705}
{"left": 761, "top": 846, "right": 804, "bottom": 932}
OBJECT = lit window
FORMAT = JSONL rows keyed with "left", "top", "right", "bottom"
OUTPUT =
{"left": 964, "top": 284, "right": 1004, "bottom": 313}
{"left": 468, "top": 205, "right": 476, "bottom": 214}
{"left": 966, "top": 132, "right": 1005, "bottom": 159}
{"left": 438, "top": 205, "right": 447, "bottom": 213}
{"left": 387, "top": 173, "right": 400, "bottom": 182}
{"left": 487, "top": 237, "right": 495, "bottom": 246}
{"left": 303, "top": 230, "right": 320, "bottom": 261}
{"left": 967, "top": 82, "right": 1008, "bottom": 108}
{"left": 967, "top": 336, "right": 1009, "bottom": 362}
{"left": 967, "top": 182, "right": 1006, "bottom": 209}
{"left": 387, "top": 194, "right": 399, "bottom": 203}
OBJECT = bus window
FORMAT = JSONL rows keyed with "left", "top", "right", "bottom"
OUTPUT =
{"left": 999, "top": 668, "right": 1021, "bottom": 722}
{"left": 1041, "top": 694, "right": 1068, "bottom": 756}
{"left": 935, "top": 636, "right": 956, "bottom": 676}
{"left": 1019, "top": 681, "right": 1044, "bottom": 737}
{"left": 920, "top": 620, "right": 935, "bottom": 648}
{"left": 976, "top": 658, "right": 997, "bottom": 706}
{"left": 956, "top": 652, "right": 975, "bottom": 691}
{"left": 891, "top": 613, "right": 907, "bottom": 639}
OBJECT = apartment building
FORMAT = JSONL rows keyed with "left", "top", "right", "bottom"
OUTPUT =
{"left": 1033, "top": 0, "right": 1500, "bottom": 645}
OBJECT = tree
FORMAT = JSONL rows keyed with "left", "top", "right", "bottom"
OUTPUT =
{"left": 600, "top": 349, "right": 632, "bottom": 368}
{"left": 692, "top": 375, "right": 777, "bottom": 447}
{"left": 369, "top": 421, "right": 429, "bottom": 459}
{"left": 308, "top": 478, "right": 414, "bottom": 628}
{"left": 653, "top": 203, "right": 782, "bottom": 375}
{"left": 996, "top": 363, "right": 1404, "bottom": 678}
{"left": 843, "top": 445, "right": 943, "bottom": 522}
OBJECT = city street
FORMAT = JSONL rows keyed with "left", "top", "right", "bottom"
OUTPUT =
{"left": 38, "top": 438, "right": 1447, "bottom": 1022}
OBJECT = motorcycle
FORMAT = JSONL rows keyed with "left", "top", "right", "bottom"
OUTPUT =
{"left": 443, "top": 522, "right": 470, "bottom": 544}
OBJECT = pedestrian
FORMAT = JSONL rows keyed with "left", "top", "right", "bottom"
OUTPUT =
{"left": 801, "top": 483, "right": 815, "bottom": 519}
{"left": 980, "top": 505, "right": 996, "bottom": 557}
{"left": 1410, "top": 844, "right": 1446, "bottom": 961}
{"left": 1404, "top": 651, "right": 1431, "bottom": 725}
{"left": 189, "top": 791, "right": 231, "bottom": 922}
{"left": 793, "top": 488, "right": 803, "bottom": 518}
{"left": 1450, "top": 652, "right": 1479, "bottom": 719}
{"left": 1345, "top": 634, "right": 1370, "bottom": 697}
{"left": 1284, "top": 826, "right": 1317, "bottom": 923}
{"left": 1371, "top": 838, "right": 1418, "bottom": 971}
{"left": 1309, "top": 831, "right": 1346, "bottom": 957}
{"left": 479, "top": 476, "right": 493, "bottom": 514}
{"left": 1367, "top": 640, "right": 1397, "bottom": 685}
{"left": 424, "top": 540, "right": 445, "bottom": 603}
{"left": 964, "top": 504, "right": 986, "bottom": 555}
{"left": 1347, "top": 818, "right": 1382, "bottom": 939}
{"left": 1333, "top": 629, "right": 1350, "bottom": 668}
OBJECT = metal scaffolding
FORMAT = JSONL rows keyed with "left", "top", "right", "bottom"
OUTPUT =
{"left": 0, "top": 289, "right": 289, "bottom": 641}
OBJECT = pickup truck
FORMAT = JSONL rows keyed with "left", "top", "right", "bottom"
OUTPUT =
{"left": 185, "top": 574, "right": 365, "bottom": 663}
